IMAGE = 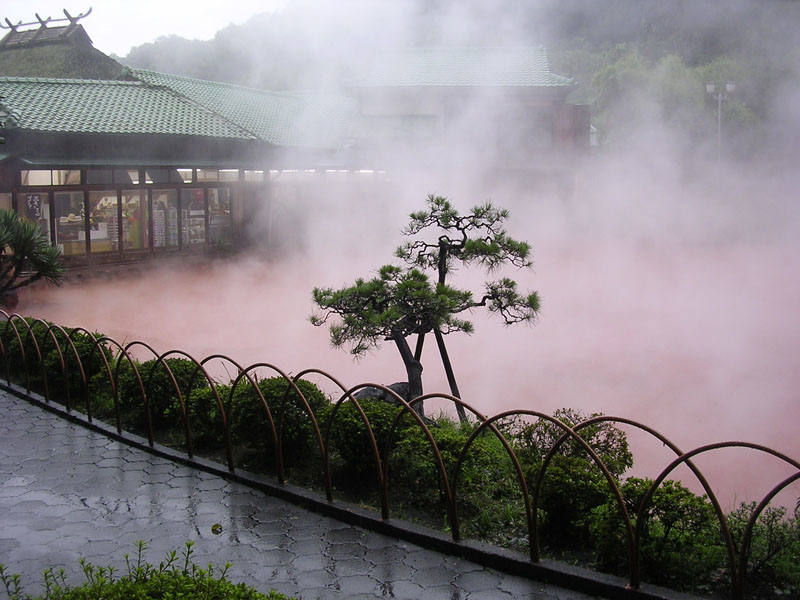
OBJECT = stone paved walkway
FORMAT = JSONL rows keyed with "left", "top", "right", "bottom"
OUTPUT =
{"left": 0, "top": 391, "right": 603, "bottom": 599}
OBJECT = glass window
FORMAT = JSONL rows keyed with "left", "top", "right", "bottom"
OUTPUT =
{"left": 52, "top": 170, "right": 81, "bottom": 185}
{"left": 88, "top": 191, "right": 119, "bottom": 253}
{"left": 121, "top": 190, "right": 149, "bottom": 251}
{"left": 244, "top": 170, "right": 264, "bottom": 182}
{"left": 54, "top": 191, "right": 85, "bottom": 255}
{"left": 21, "top": 170, "right": 51, "bottom": 185}
{"left": 196, "top": 169, "right": 218, "bottom": 182}
{"left": 219, "top": 169, "right": 239, "bottom": 182}
{"left": 152, "top": 190, "right": 178, "bottom": 248}
{"left": 145, "top": 169, "right": 170, "bottom": 184}
{"left": 208, "top": 188, "right": 232, "bottom": 245}
{"left": 171, "top": 168, "right": 193, "bottom": 184}
{"left": 112, "top": 169, "right": 137, "bottom": 184}
{"left": 0, "top": 193, "right": 12, "bottom": 212}
{"left": 86, "top": 169, "right": 113, "bottom": 184}
{"left": 22, "top": 193, "right": 52, "bottom": 242}
{"left": 180, "top": 189, "right": 206, "bottom": 246}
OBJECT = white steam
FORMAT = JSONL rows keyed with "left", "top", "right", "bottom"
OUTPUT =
{"left": 20, "top": 0, "right": 800, "bottom": 508}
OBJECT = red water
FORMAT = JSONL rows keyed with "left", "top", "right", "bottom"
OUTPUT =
{"left": 17, "top": 160, "right": 800, "bottom": 511}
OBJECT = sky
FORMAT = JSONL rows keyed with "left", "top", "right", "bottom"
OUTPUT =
{"left": 1, "top": 1, "right": 288, "bottom": 56}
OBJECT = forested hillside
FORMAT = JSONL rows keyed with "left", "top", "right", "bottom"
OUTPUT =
{"left": 120, "top": 0, "right": 800, "bottom": 156}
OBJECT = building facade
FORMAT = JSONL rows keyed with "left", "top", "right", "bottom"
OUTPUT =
{"left": 0, "top": 14, "right": 588, "bottom": 267}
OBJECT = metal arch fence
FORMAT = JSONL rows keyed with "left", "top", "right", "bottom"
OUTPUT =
{"left": 0, "top": 311, "right": 798, "bottom": 600}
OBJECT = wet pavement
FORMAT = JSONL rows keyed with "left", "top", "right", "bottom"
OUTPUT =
{"left": 0, "top": 391, "right": 603, "bottom": 599}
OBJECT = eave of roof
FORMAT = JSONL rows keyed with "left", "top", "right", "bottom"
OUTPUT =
{"left": 0, "top": 76, "right": 257, "bottom": 139}
{"left": 352, "top": 46, "right": 574, "bottom": 88}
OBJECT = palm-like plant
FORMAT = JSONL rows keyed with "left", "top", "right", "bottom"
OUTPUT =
{"left": 0, "top": 209, "right": 64, "bottom": 304}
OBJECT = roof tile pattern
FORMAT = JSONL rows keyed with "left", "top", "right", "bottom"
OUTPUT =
{"left": 353, "top": 46, "right": 574, "bottom": 87}
{"left": 130, "top": 69, "right": 356, "bottom": 148}
{"left": 0, "top": 77, "right": 256, "bottom": 138}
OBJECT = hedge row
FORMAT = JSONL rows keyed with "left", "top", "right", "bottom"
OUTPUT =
{"left": 1, "top": 317, "right": 798, "bottom": 599}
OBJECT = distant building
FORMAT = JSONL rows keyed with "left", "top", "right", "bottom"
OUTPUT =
{"left": 349, "top": 46, "right": 588, "bottom": 169}
{"left": 0, "top": 12, "right": 587, "bottom": 268}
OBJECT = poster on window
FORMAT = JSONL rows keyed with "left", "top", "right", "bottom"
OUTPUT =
{"left": 25, "top": 194, "right": 42, "bottom": 219}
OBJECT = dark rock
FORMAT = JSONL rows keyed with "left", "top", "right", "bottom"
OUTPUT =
{"left": 352, "top": 382, "right": 409, "bottom": 405}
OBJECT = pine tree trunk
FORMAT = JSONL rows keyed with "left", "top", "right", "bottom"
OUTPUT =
{"left": 434, "top": 329, "right": 469, "bottom": 424}
{"left": 393, "top": 332, "right": 425, "bottom": 418}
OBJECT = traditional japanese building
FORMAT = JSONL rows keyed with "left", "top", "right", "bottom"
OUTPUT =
{"left": 0, "top": 10, "right": 587, "bottom": 268}
{"left": 349, "top": 46, "right": 588, "bottom": 168}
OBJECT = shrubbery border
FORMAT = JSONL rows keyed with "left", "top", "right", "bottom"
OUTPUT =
{"left": 1, "top": 311, "right": 798, "bottom": 600}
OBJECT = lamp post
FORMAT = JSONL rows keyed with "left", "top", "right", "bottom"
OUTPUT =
{"left": 706, "top": 81, "right": 735, "bottom": 162}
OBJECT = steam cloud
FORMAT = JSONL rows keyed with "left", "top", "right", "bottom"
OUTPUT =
{"left": 20, "top": 0, "right": 800, "bottom": 509}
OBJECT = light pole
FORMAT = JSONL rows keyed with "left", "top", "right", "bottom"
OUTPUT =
{"left": 706, "top": 81, "right": 735, "bottom": 162}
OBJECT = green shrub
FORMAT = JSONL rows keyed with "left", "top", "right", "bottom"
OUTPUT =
{"left": 0, "top": 318, "right": 110, "bottom": 409}
{"left": 42, "top": 327, "right": 113, "bottom": 412}
{"left": 727, "top": 503, "right": 800, "bottom": 599}
{"left": 202, "top": 376, "right": 330, "bottom": 474}
{"left": 513, "top": 409, "right": 633, "bottom": 552}
{"left": 452, "top": 422, "right": 528, "bottom": 549}
{"left": 4, "top": 318, "right": 799, "bottom": 598}
{"left": 386, "top": 414, "right": 464, "bottom": 519}
{"left": 325, "top": 396, "right": 404, "bottom": 484}
{"left": 0, "top": 541, "right": 294, "bottom": 600}
{"left": 99, "top": 357, "right": 210, "bottom": 435}
{"left": 589, "top": 477, "right": 724, "bottom": 593}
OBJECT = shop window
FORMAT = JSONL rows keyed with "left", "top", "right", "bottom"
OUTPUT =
{"left": 196, "top": 169, "right": 218, "bottom": 182}
{"left": 86, "top": 169, "right": 113, "bottom": 185}
{"left": 208, "top": 188, "right": 232, "bottom": 245}
{"left": 219, "top": 169, "right": 239, "bottom": 182}
{"left": 171, "top": 168, "right": 193, "bottom": 184}
{"left": 122, "top": 190, "right": 149, "bottom": 251}
{"left": 88, "top": 191, "right": 119, "bottom": 253}
{"left": 54, "top": 191, "right": 85, "bottom": 255}
{"left": 21, "top": 170, "right": 81, "bottom": 186}
{"left": 244, "top": 170, "right": 264, "bottom": 182}
{"left": 21, "top": 170, "right": 52, "bottom": 185}
{"left": 0, "top": 193, "right": 11, "bottom": 212}
{"left": 152, "top": 190, "right": 178, "bottom": 248}
{"left": 53, "top": 170, "right": 81, "bottom": 185}
{"left": 180, "top": 189, "right": 206, "bottom": 246}
{"left": 145, "top": 169, "right": 170, "bottom": 184}
{"left": 113, "top": 169, "right": 138, "bottom": 184}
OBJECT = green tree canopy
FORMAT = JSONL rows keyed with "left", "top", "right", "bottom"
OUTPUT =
{"left": 311, "top": 195, "right": 539, "bottom": 417}
{"left": 0, "top": 209, "right": 64, "bottom": 304}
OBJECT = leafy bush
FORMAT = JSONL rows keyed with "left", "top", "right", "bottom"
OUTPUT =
{"left": 727, "top": 503, "right": 800, "bottom": 599}
{"left": 194, "top": 376, "right": 331, "bottom": 479}
{"left": 99, "top": 357, "right": 210, "bottom": 435}
{"left": 0, "top": 541, "right": 293, "bottom": 600}
{"left": 386, "top": 414, "right": 467, "bottom": 523}
{"left": 514, "top": 409, "right": 633, "bottom": 552}
{"left": 589, "top": 477, "right": 723, "bottom": 591}
{"left": 3, "top": 320, "right": 799, "bottom": 598}
{"left": 0, "top": 318, "right": 110, "bottom": 408}
{"left": 325, "top": 396, "right": 405, "bottom": 484}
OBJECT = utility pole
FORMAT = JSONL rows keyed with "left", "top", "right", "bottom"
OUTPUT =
{"left": 706, "top": 81, "right": 735, "bottom": 163}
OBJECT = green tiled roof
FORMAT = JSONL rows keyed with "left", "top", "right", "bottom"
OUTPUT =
{"left": 353, "top": 46, "right": 573, "bottom": 88}
{"left": 129, "top": 69, "right": 356, "bottom": 148}
{"left": 0, "top": 76, "right": 256, "bottom": 139}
